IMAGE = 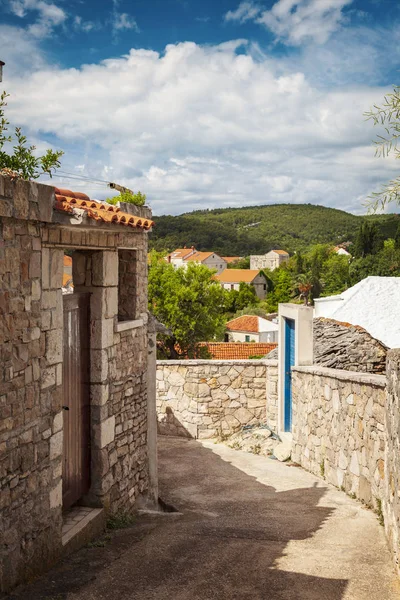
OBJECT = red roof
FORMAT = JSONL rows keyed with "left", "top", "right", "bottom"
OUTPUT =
{"left": 226, "top": 315, "right": 259, "bottom": 333}
{"left": 54, "top": 188, "right": 154, "bottom": 230}
{"left": 203, "top": 342, "right": 277, "bottom": 360}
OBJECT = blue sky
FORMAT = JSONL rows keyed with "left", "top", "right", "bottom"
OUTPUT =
{"left": 0, "top": 0, "right": 400, "bottom": 215}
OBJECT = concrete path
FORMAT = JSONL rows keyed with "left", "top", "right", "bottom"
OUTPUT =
{"left": 7, "top": 437, "right": 400, "bottom": 600}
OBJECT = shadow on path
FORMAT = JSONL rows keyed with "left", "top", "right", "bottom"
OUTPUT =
{"left": 6, "top": 437, "right": 349, "bottom": 600}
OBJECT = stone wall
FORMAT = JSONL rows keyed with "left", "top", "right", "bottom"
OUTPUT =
{"left": 384, "top": 350, "right": 400, "bottom": 573}
{"left": 156, "top": 359, "right": 278, "bottom": 439}
{"left": 313, "top": 318, "right": 387, "bottom": 374}
{"left": 291, "top": 366, "right": 386, "bottom": 509}
{"left": 0, "top": 175, "right": 152, "bottom": 592}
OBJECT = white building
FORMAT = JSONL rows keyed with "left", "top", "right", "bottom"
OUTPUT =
{"left": 314, "top": 276, "right": 400, "bottom": 348}
{"left": 214, "top": 269, "right": 268, "bottom": 300}
{"left": 184, "top": 251, "right": 227, "bottom": 274}
{"left": 250, "top": 249, "right": 289, "bottom": 271}
{"left": 226, "top": 315, "right": 279, "bottom": 343}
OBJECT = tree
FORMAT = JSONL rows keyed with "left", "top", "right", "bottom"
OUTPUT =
{"left": 365, "top": 86, "right": 400, "bottom": 210}
{"left": 0, "top": 92, "right": 63, "bottom": 179}
{"left": 353, "top": 222, "right": 380, "bottom": 258}
{"left": 148, "top": 253, "right": 227, "bottom": 359}
{"left": 292, "top": 273, "right": 313, "bottom": 306}
{"left": 320, "top": 254, "right": 350, "bottom": 296}
{"left": 106, "top": 190, "right": 146, "bottom": 206}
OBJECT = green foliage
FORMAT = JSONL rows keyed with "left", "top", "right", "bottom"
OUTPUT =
{"left": 365, "top": 86, "right": 400, "bottom": 210}
{"left": 353, "top": 222, "right": 380, "bottom": 258}
{"left": 149, "top": 203, "right": 399, "bottom": 256}
{"left": 148, "top": 252, "right": 227, "bottom": 359}
{"left": 107, "top": 512, "right": 136, "bottom": 530}
{"left": 106, "top": 190, "right": 146, "bottom": 206}
{"left": 228, "top": 256, "right": 250, "bottom": 269}
{"left": 0, "top": 91, "right": 63, "bottom": 179}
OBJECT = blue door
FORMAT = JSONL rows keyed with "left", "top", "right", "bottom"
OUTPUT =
{"left": 284, "top": 318, "right": 295, "bottom": 432}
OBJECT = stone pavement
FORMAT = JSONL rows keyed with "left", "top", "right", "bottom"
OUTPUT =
{"left": 6, "top": 437, "right": 400, "bottom": 600}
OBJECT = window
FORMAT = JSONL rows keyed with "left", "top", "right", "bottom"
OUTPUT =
{"left": 245, "top": 335, "right": 250, "bottom": 342}
{"left": 118, "top": 249, "right": 137, "bottom": 321}
{"left": 231, "top": 284, "right": 234, "bottom": 290}
{"left": 263, "top": 284, "right": 267, "bottom": 290}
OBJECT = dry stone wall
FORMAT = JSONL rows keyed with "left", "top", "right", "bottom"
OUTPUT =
{"left": 313, "top": 318, "right": 387, "bottom": 373}
{"left": 384, "top": 350, "right": 400, "bottom": 573}
{"left": 291, "top": 366, "right": 386, "bottom": 508}
{"left": 156, "top": 359, "right": 278, "bottom": 439}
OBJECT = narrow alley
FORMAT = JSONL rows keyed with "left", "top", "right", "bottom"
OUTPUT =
{"left": 7, "top": 437, "right": 400, "bottom": 600}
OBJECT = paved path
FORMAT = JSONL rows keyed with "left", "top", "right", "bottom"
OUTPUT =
{"left": 8, "top": 437, "right": 400, "bottom": 600}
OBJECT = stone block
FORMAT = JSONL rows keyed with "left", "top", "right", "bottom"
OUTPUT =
{"left": 95, "top": 416, "right": 116, "bottom": 449}
{"left": 50, "top": 480, "right": 62, "bottom": 509}
{"left": 53, "top": 411, "right": 63, "bottom": 434}
{"left": 91, "top": 384, "right": 109, "bottom": 406}
{"left": 49, "top": 249, "right": 64, "bottom": 289}
{"left": 46, "top": 329, "right": 62, "bottom": 365}
{"left": 91, "top": 350, "right": 109, "bottom": 383}
{"left": 92, "top": 251, "right": 118, "bottom": 287}
{"left": 91, "top": 319, "right": 114, "bottom": 349}
{"left": 50, "top": 431, "right": 63, "bottom": 459}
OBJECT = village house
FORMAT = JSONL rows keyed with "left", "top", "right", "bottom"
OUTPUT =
{"left": 225, "top": 314, "right": 279, "bottom": 343}
{"left": 166, "top": 247, "right": 196, "bottom": 267}
{"left": 250, "top": 249, "right": 289, "bottom": 271}
{"left": 221, "top": 256, "right": 242, "bottom": 265}
{"left": 214, "top": 269, "right": 268, "bottom": 299}
{"left": 0, "top": 175, "right": 158, "bottom": 593}
{"left": 183, "top": 250, "right": 227, "bottom": 274}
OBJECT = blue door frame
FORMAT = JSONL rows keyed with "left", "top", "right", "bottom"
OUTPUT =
{"left": 284, "top": 317, "right": 295, "bottom": 432}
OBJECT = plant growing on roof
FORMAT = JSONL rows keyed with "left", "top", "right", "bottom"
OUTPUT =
{"left": 106, "top": 190, "right": 146, "bottom": 206}
{"left": 0, "top": 91, "right": 63, "bottom": 180}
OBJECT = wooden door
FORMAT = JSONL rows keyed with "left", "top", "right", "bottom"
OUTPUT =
{"left": 62, "top": 293, "right": 91, "bottom": 509}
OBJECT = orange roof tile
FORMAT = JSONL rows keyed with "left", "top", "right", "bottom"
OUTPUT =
{"left": 222, "top": 256, "right": 242, "bottom": 263}
{"left": 63, "top": 272, "right": 73, "bottom": 287}
{"left": 272, "top": 249, "right": 289, "bottom": 256}
{"left": 184, "top": 251, "right": 215, "bottom": 262}
{"left": 54, "top": 188, "right": 154, "bottom": 231}
{"left": 202, "top": 342, "right": 277, "bottom": 360}
{"left": 214, "top": 269, "right": 262, "bottom": 283}
{"left": 226, "top": 315, "right": 260, "bottom": 333}
{"left": 167, "top": 248, "right": 196, "bottom": 259}
{"left": 63, "top": 255, "right": 72, "bottom": 267}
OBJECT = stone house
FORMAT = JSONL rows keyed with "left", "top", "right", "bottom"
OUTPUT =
{"left": 0, "top": 176, "right": 158, "bottom": 593}
{"left": 214, "top": 269, "right": 268, "bottom": 300}
{"left": 225, "top": 315, "right": 279, "bottom": 343}
{"left": 250, "top": 249, "right": 289, "bottom": 271}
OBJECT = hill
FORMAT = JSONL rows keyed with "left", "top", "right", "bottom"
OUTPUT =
{"left": 149, "top": 203, "right": 400, "bottom": 256}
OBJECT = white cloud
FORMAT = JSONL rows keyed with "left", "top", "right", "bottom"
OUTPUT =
{"left": 226, "top": 0, "right": 354, "bottom": 46}
{"left": 112, "top": 12, "right": 139, "bottom": 32}
{"left": 9, "top": 0, "right": 67, "bottom": 38}
{"left": 224, "top": 1, "right": 262, "bottom": 23}
{"left": 3, "top": 37, "right": 396, "bottom": 215}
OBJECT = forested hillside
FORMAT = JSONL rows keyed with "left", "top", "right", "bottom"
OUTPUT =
{"left": 149, "top": 203, "right": 400, "bottom": 255}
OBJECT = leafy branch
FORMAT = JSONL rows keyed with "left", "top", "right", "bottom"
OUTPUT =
{"left": 365, "top": 86, "right": 400, "bottom": 211}
{"left": 0, "top": 91, "right": 63, "bottom": 180}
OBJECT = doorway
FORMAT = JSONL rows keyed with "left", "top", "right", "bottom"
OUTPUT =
{"left": 62, "top": 292, "right": 91, "bottom": 509}
{"left": 283, "top": 317, "right": 295, "bottom": 432}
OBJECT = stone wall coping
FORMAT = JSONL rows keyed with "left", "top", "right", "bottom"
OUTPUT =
{"left": 116, "top": 318, "right": 144, "bottom": 332}
{"left": 292, "top": 365, "right": 386, "bottom": 387}
{"left": 157, "top": 359, "right": 278, "bottom": 366}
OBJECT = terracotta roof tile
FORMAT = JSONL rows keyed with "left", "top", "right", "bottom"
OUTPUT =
{"left": 272, "top": 249, "right": 289, "bottom": 256}
{"left": 214, "top": 269, "right": 262, "bottom": 283}
{"left": 222, "top": 256, "right": 241, "bottom": 263}
{"left": 54, "top": 188, "right": 154, "bottom": 231}
{"left": 63, "top": 255, "right": 72, "bottom": 267}
{"left": 226, "top": 315, "right": 260, "bottom": 333}
{"left": 202, "top": 342, "right": 277, "bottom": 360}
{"left": 184, "top": 251, "right": 215, "bottom": 262}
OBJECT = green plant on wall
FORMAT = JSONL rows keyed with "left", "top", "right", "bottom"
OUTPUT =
{"left": 106, "top": 190, "right": 146, "bottom": 206}
{"left": 0, "top": 91, "right": 63, "bottom": 179}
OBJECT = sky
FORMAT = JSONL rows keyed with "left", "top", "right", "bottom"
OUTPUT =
{"left": 0, "top": 0, "right": 400, "bottom": 216}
